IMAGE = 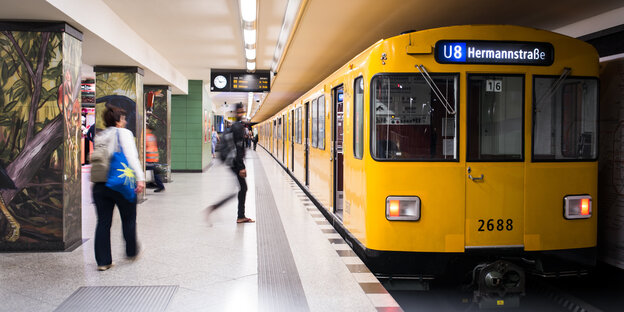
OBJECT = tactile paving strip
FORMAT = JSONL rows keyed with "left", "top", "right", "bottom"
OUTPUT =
{"left": 54, "top": 285, "right": 178, "bottom": 312}
{"left": 254, "top": 157, "right": 310, "bottom": 312}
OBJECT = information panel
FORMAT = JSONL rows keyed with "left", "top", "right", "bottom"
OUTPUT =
{"left": 210, "top": 69, "right": 270, "bottom": 92}
{"left": 435, "top": 41, "right": 554, "bottom": 66}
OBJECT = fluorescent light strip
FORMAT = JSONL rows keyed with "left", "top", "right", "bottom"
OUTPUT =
{"left": 240, "top": 0, "right": 256, "bottom": 22}
{"left": 245, "top": 48, "right": 256, "bottom": 60}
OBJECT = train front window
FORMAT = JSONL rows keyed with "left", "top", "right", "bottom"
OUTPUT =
{"left": 533, "top": 77, "right": 598, "bottom": 161}
{"left": 371, "top": 74, "right": 458, "bottom": 161}
{"left": 467, "top": 75, "right": 524, "bottom": 161}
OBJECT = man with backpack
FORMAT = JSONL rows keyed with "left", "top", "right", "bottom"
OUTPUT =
{"left": 210, "top": 103, "right": 254, "bottom": 223}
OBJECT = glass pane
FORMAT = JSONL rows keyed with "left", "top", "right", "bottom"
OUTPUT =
{"left": 354, "top": 77, "right": 364, "bottom": 159}
{"left": 533, "top": 77, "right": 598, "bottom": 160}
{"left": 318, "top": 96, "right": 325, "bottom": 149}
{"left": 467, "top": 75, "right": 523, "bottom": 161}
{"left": 371, "top": 74, "right": 458, "bottom": 160}
{"left": 312, "top": 99, "right": 317, "bottom": 147}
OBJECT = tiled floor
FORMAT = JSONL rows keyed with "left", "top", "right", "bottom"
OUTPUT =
{"left": 0, "top": 148, "right": 399, "bottom": 312}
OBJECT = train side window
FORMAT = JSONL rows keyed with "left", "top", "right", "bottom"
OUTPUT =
{"left": 354, "top": 76, "right": 364, "bottom": 159}
{"left": 318, "top": 95, "right": 325, "bottom": 150}
{"left": 312, "top": 98, "right": 318, "bottom": 148}
{"left": 297, "top": 107, "right": 302, "bottom": 144}
{"left": 371, "top": 74, "right": 458, "bottom": 161}
{"left": 533, "top": 77, "right": 598, "bottom": 161}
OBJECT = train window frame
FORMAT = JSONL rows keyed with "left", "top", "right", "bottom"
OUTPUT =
{"left": 466, "top": 74, "right": 525, "bottom": 162}
{"left": 354, "top": 76, "right": 364, "bottom": 160}
{"left": 318, "top": 95, "right": 326, "bottom": 150}
{"left": 531, "top": 75, "right": 599, "bottom": 162}
{"left": 311, "top": 98, "right": 318, "bottom": 148}
{"left": 369, "top": 72, "right": 460, "bottom": 162}
{"left": 297, "top": 106, "right": 302, "bottom": 144}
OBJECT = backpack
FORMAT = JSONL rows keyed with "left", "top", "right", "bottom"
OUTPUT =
{"left": 90, "top": 130, "right": 115, "bottom": 182}
{"left": 217, "top": 128, "right": 236, "bottom": 168}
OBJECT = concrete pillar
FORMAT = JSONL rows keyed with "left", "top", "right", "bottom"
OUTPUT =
{"left": 94, "top": 66, "right": 145, "bottom": 201}
{"left": 0, "top": 21, "right": 83, "bottom": 251}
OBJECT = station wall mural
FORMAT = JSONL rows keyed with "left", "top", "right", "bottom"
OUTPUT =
{"left": 145, "top": 85, "right": 171, "bottom": 181}
{"left": 0, "top": 28, "right": 82, "bottom": 250}
{"left": 95, "top": 69, "right": 145, "bottom": 201}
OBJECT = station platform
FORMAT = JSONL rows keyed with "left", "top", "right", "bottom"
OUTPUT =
{"left": 0, "top": 148, "right": 401, "bottom": 312}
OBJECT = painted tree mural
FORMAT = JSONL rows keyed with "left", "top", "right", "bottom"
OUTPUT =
{"left": 0, "top": 28, "right": 81, "bottom": 247}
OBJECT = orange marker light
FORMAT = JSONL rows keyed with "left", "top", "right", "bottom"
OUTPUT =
{"left": 389, "top": 200, "right": 400, "bottom": 217}
{"left": 581, "top": 198, "right": 590, "bottom": 215}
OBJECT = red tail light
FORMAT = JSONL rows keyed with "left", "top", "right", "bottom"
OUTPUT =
{"left": 389, "top": 200, "right": 400, "bottom": 217}
{"left": 581, "top": 198, "right": 590, "bottom": 216}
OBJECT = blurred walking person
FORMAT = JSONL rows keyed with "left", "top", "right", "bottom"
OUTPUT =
{"left": 90, "top": 106, "right": 145, "bottom": 271}
{"left": 209, "top": 103, "right": 254, "bottom": 223}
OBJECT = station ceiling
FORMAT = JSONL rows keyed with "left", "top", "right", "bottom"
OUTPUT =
{"left": 2, "top": 0, "right": 624, "bottom": 122}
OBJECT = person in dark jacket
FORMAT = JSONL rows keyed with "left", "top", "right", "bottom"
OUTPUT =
{"left": 208, "top": 103, "right": 254, "bottom": 223}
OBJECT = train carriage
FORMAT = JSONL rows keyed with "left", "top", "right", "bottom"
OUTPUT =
{"left": 257, "top": 25, "right": 598, "bottom": 304}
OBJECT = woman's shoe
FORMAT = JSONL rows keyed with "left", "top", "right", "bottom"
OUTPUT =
{"left": 97, "top": 263, "right": 113, "bottom": 271}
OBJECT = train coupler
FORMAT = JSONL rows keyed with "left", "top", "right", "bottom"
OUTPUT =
{"left": 472, "top": 260, "right": 525, "bottom": 308}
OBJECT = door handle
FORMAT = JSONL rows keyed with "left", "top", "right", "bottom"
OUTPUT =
{"left": 468, "top": 174, "right": 484, "bottom": 181}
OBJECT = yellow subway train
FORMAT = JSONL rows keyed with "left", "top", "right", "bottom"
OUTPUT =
{"left": 256, "top": 25, "right": 598, "bottom": 302}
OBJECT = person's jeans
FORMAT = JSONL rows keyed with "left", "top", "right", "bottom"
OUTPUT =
{"left": 234, "top": 169, "right": 248, "bottom": 219}
{"left": 146, "top": 163, "right": 165, "bottom": 189}
{"left": 93, "top": 183, "right": 138, "bottom": 266}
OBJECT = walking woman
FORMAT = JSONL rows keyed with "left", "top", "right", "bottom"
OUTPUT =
{"left": 90, "top": 106, "right": 145, "bottom": 271}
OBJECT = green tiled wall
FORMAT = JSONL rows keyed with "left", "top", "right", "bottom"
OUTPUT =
{"left": 171, "top": 80, "right": 208, "bottom": 171}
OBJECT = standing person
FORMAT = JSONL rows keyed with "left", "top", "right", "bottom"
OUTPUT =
{"left": 211, "top": 126, "right": 219, "bottom": 158}
{"left": 252, "top": 127, "right": 258, "bottom": 151}
{"left": 146, "top": 125, "right": 165, "bottom": 192}
{"left": 209, "top": 103, "right": 254, "bottom": 223}
{"left": 90, "top": 106, "right": 145, "bottom": 271}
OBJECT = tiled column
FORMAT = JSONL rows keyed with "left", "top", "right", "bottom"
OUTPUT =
{"left": 145, "top": 85, "right": 172, "bottom": 182}
{"left": 0, "top": 22, "right": 83, "bottom": 251}
{"left": 94, "top": 66, "right": 145, "bottom": 201}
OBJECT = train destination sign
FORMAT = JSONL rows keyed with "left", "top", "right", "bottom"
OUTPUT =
{"left": 210, "top": 69, "right": 270, "bottom": 92}
{"left": 435, "top": 41, "right": 554, "bottom": 66}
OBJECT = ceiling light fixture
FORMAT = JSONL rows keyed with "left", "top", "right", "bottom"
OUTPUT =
{"left": 245, "top": 48, "right": 256, "bottom": 60}
{"left": 240, "top": 0, "right": 256, "bottom": 22}
{"left": 240, "top": 0, "right": 258, "bottom": 73}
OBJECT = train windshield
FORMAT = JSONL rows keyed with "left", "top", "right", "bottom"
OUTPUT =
{"left": 533, "top": 77, "right": 598, "bottom": 161}
{"left": 371, "top": 74, "right": 458, "bottom": 161}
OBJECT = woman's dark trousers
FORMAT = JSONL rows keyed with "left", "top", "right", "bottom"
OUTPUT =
{"left": 93, "top": 182, "right": 138, "bottom": 266}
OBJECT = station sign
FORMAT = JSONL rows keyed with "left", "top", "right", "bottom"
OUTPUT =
{"left": 435, "top": 41, "right": 554, "bottom": 66}
{"left": 210, "top": 69, "right": 270, "bottom": 92}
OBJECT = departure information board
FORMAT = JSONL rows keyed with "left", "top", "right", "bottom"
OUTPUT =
{"left": 210, "top": 69, "right": 270, "bottom": 92}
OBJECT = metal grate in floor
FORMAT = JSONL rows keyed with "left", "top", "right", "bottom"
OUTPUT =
{"left": 54, "top": 285, "right": 178, "bottom": 312}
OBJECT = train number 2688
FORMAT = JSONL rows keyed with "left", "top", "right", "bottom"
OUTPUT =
{"left": 478, "top": 219, "right": 513, "bottom": 231}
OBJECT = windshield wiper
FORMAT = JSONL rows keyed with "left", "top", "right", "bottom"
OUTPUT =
{"left": 416, "top": 64, "right": 456, "bottom": 115}
{"left": 535, "top": 67, "right": 571, "bottom": 112}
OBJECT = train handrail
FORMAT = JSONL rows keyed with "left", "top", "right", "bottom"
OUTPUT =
{"left": 416, "top": 64, "right": 456, "bottom": 115}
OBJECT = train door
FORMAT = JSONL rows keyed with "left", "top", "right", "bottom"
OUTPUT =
{"left": 290, "top": 110, "right": 294, "bottom": 172}
{"left": 283, "top": 113, "right": 286, "bottom": 164}
{"left": 332, "top": 85, "right": 344, "bottom": 218}
{"left": 304, "top": 102, "right": 310, "bottom": 186}
{"left": 465, "top": 74, "right": 525, "bottom": 248}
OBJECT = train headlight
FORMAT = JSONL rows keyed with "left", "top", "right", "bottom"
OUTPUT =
{"left": 563, "top": 195, "right": 592, "bottom": 219}
{"left": 386, "top": 196, "right": 420, "bottom": 221}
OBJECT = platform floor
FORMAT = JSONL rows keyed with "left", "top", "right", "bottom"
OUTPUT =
{"left": 0, "top": 148, "right": 401, "bottom": 312}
